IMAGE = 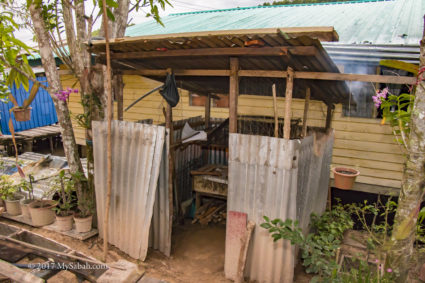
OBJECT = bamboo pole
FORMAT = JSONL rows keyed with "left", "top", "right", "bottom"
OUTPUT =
{"left": 102, "top": 0, "right": 113, "bottom": 262}
{"left": 302, "top": 87, "right": 311, "bottom": 137}
{"left": 283, "top": 67, "right": 294, "bottom": 139}
{"left": 272, "top": 84, "right": 278, "bottom": 138}
{"left": 166, "top": 103, "right": 174, "bottom": 240}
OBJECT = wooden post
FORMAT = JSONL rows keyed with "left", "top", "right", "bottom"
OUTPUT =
{"left": 325, "top": 104, "right": 333, "bottom": 130}
{"left": 272, "top": 84, "right": 278, "bottom": 138}
{"left": 101, "top": 0, "right": 113, "bottom": 263}
{"left": 205, "top": 93, "right": 211, "bottom": 129}
{"left": 283, "top": 67, "right": 294, "bottom": 139}
{"left": 166, "top": 99, "right": 174, "bottom": 240}
{"left": 229, "top": 58, "right": 239, "bottom": 133}
{"left": 302, "top": 87, "right": 311, "bottom": 137}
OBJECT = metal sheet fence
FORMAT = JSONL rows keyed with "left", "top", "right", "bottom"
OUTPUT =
{"left": 227, "top": 131, "right": 334, "bottom": 283}
{"left": 296, "top": 132, "right": 334, "bottom": 234}
{"left": 93, "top": 120, "right": 165, "bottom": 260}
{"left": 227, "top": 134, "right": 299, "bottom": 283}
{"left": 0, "top": 77, "right": 58, "bottom": 134}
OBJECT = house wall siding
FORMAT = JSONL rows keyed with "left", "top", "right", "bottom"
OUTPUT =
{"left": 63, "top": 75, "right": 405, "bottom": 189}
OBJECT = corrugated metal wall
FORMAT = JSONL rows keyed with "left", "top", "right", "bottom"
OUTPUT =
{"left": 296, "top": 132, "right": 334, "bottom": 234}
{"left": 0, "top": 77, "right": 58, "bottom": 134}
{"left": 227, "top": 132, "right": 334, "bottom": 283}
{"left": 227, "top": 134, "right": 299, "bottom": 283}
{"left": 93, "top": 120, "right": 165, "bottom": 260}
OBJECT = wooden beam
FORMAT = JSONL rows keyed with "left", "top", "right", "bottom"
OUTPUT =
{"left": 294, "top": 71, "right": 416, "bottom": 84}
{"left": 89, "top": 26, "right": 338, "bottom": 47}
{"left": 325, "top": 104, "right": 333, "bottom": 130}
{"left": 205, "top": 93, "right": 211, "bottom": 129}
{"left": 229, "top": 58, "right": 239, "bottom": 134}
{"left": 284, "top": 67, "right": 294, "bottom": 139}
{"left": 119, "top": 69, "right": 416, "bottom": 84}
{"left": 0, "top": 259, "right": 44, "bottom": 283}
{"left": 302, "top": 87, "right": 311, "bottom": 137}
{"left": 109, "top": 47, "right": 292, "bottom": 59}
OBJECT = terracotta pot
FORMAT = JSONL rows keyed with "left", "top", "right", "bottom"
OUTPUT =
{"left": 13, "top": 107, "right": 32, "bottom": 122}
{"left": 4, "top": 196, "right": 24, "bottom": 216}
{"left": 55, "top": 212, "right": 74, "bottom": 232}
{"left": 332, "top": 167, "right": 360, "bottom": 190}
{"left": 20, "top": 199, "right": 35, "bottom": 219}
{"left": 74, "top": 215, "right": 93, "bottom": 233}
{"left": 28, "top": 200, "right": 57, "bottom": 227}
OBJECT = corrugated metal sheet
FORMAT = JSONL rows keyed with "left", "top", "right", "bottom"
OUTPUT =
{"left": 323, "top": 43, "right": 421, "bottom": 65}
{"left": 227, "top": 132, "right": 334, "bottom": 282}
{"left": 227, "top": 134, "right": 299, "bottom": 283}
{"left": 93, "top": 120, "right": 165, "bottom": 260}
{"left": 126, "top": 0, "right": 424, "bottom": 45}
{"left": 296, "top": 132, "right": 334, "bottom": 234}
{"left": 0, "top": 77, "right": 58, "bottom": 135}
{"left": 150, "top": 129, "right": 171, "bottom": 256}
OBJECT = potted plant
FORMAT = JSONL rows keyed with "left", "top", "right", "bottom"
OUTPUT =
{"left": 28, "top": 189, "right": 57, "bottom": 227}
{"left": 9, "top": 82, "right": 39, "bottom": 122}
{"left": 51, "top": 170, "right": 76, "bottom": 232}
{"left": 74, "top": 192, "right": 94, "bottom": 233}
{"left": 0, "top": 175, "right": 23, "bottom": 216}
{"left": 332, "top": 167, "right": 360, "bottom": 190}
{"left": 20, "top": 175, "right": 35, "bottom": 219}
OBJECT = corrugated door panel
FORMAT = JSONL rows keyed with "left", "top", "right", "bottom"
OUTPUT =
{"left": 93, "top": 120, "right": 165, "bottom": 260}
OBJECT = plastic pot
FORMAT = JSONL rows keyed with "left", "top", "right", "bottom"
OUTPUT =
{"left": 13, "top": 107, "right": 32, "bottom": 122}
{"left": 4, "top": 195, "right": 24, "bottom": 216}
{"left": 55, "top": 212, "right": 74, "bottom": 232}
{"left": 28, "top": 200, "right": 57, "bottom": 227}
{"left": 332, "top": 167, "right": 360, "bottom": 190}
{"left": 20, "top": 199, "right": 35, "bottom": 219}
{"left": 74, "top": 215, "right": 93, "bottom": 233}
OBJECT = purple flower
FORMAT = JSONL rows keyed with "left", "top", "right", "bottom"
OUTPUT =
{"left": 374, "top": 259, "right": 379, "bottom": 263}
{"left": 73, "top": 89, "right": 79, "bottom": 93}
{"left": 386, "top": 268, "right": 392, "bottom": 273}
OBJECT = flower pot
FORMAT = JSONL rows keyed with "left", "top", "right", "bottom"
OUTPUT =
{"left": 28, "top": 200, "right": 57, "bottom": 227}
{"left": 55, "top": 212, "right": 74, "bottom": 232}
{"left": 74, "top": 215, "right": 93, "bottom": 233}
{"left": 20, "top": 199, "right": 35, "bottom": 219}
{"left": 332, "top": 167, "right": 360, "bottom": 190}
{"left": 13, "top": 107, "right": 32, "bottom": 122}
{"left": 4, "top": 195, "right": 24, "bottom": 216}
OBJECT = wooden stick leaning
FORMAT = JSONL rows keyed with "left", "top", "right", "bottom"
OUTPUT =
{"left": 272, "top": 84, "right": 278, "bottom": 138}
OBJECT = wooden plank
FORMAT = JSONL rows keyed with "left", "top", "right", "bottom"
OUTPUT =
{"left": 225, "top": 211, "right": 247, "bottom": 281}
{"left": 330, "top": 180, "right": 400, "bottom": 196}
{"left": 332, "top": 148, "right": 405, "bottom": 164}
{"left": 332, "top": 156, "right": 404, "bottom": 172}
{"left": 109, "top": 47, "right": 291, "bottom": 59}
{"left": 284, "top": 67, "right": 294, "bottom": 139}
{"left": 90, "top": 26, "right": 337, "bottom": 46}
{"left": 229, "top": 58, "right": 239, "bottom": 133}
{"left": 235, "top": 221, "right": 255, "bottom": 283}
{"left": 0, "top": 259, "right": 44, "bottom": 283}
{"left": 294, "top": 71, "right": 416, "bottom": 85}
{"left": 302, "top": 87, "right": 310, "bottom": 137}
{"left": 334, "top": 139, "right": 403, "bottom": 155}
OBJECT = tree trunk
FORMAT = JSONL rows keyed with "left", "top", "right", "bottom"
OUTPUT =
{"left": 29, "top": 3, "right": 84, "bottom": 191}
{"left": 388, "top": 18, "right": 425, "bottom": 282}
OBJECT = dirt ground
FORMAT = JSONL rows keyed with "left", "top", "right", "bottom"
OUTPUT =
{"left": 0, "top": 218, "right": 312, "bottom": 283}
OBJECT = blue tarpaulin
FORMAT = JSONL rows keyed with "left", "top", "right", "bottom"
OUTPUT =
{"left": 0, "top": 76, "right": 58, "bottom": 135}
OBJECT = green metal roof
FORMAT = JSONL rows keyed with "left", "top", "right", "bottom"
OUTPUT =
{"left": 126, "top": 0, "right": 424, "bottom": 45}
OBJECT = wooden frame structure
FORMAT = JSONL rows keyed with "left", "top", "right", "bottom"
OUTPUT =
{"left": 89, "top": 27, "right": 415, "bottom": 136}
